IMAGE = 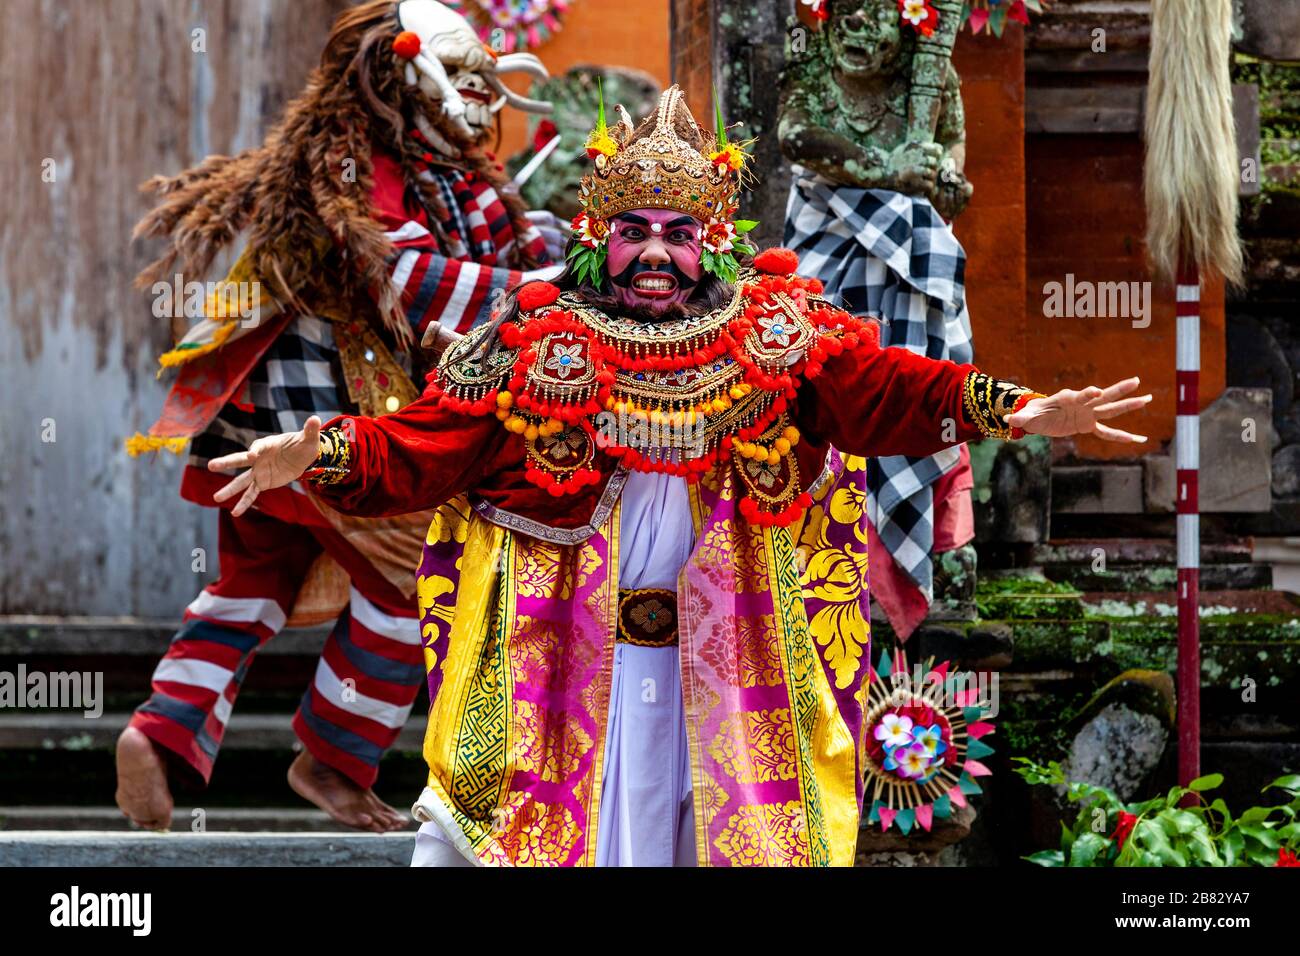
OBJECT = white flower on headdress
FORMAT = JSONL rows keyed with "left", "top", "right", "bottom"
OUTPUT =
{"left": 757, "top": 314, "right": 794, "bottom": 348}
{"left": 701, "top": 218, "right": 737, "bottom": 255}
{"left": 571, "top": 212, "right": 610, "bottom": 250}
{"left": 545, "top": 342, "right": 587, "bottom": 379}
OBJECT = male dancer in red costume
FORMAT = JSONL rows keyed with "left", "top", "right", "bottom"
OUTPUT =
{"left": 204, "top": 86, "right": 1150, "bottom": 866}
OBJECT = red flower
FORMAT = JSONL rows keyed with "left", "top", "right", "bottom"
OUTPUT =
{"left": 392, "top": 31, "right": 422, "bottom": 60}
{"left": 1276, "top": 848, "right": 1300, "bottom": 867}
{"left": 1112, "top": 811, "right": 1139, "bottom": 850}
{"left": 533, "top": 119, "right": 559, "bottom": 153}
{"left": 801, "top": 0, "right": 828, "bottom": 21}
{"left": 517, "top": 281, "right": 560, "bottom": 312}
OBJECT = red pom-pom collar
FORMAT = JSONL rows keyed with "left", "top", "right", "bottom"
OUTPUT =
{"left": 752, "top": 247, "right": 800, "bottom": 276}
{"left": 517, "top": 281, "right": 560, "bottom": 312}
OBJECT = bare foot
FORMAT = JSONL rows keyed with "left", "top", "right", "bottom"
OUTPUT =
{"left": 287, "top": 751, "right": 409, "bottom": 833}
{"left": 115, "top": 726, "right": 175, "bottom": 831}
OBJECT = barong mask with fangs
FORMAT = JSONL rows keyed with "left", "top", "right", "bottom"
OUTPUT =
{"left": 393, "top": 0, "right": 553, "bottom": 151}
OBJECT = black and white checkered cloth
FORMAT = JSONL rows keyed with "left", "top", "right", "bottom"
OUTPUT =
{"left": 188, "top": 314, "right": 349, "bottom": 469}
{"left": 784, "top": 165, "right": 973, "bottom": 603}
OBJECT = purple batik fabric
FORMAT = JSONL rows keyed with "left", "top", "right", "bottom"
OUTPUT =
{"left": 413, "top": 494, "right": 617, "bottom": 866}
{"left": 678, "top": 450, "right": 872, "bottom": 865}
{"left": 412, "top": 451, "right": 875, "bottom": 866}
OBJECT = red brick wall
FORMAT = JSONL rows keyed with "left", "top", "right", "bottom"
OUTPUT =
{"left": 1024, "top": 135, "right": 1226, "bottom": 459}
{"left": 495, "top": 0, "right": 672, "bottom": 158}
{"left": 953, "top": 31, "right": 1029, "bottom": 387}
{"left": 956, "top": 27, "right": 1225, "bottom": 460}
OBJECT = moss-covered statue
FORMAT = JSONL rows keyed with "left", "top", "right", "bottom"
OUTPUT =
{"left": 778, "top": 0, "right": 971, "bottom": 220}
{"left": 779, "top": 0, "right": 979, "bottom": 642}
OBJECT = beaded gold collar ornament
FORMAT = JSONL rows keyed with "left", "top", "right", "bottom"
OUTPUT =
{"left": 569, "top": 84, "right": 758, "bottom": 289}
{"left": 428, "top": 248, "right": 877, "bottom": 526}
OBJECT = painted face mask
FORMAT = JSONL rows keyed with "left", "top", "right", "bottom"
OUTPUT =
{"left": 567, "top": 85, "right": 757, "bottom": 299}
{"left": 605, "top": 209, "right": 704, "bottom": 314}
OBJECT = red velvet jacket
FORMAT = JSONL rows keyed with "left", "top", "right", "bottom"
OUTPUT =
{"left": 311, "top": 334, "right": 987, "bottom": 543}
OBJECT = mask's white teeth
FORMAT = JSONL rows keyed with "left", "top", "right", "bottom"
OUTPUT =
{"left": 633, "top": 273, "right": 676, "bottom": 292}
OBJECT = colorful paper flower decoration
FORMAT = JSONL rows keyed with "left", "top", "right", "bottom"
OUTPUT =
{"left": 962, "top": 0, "right": 1046, "bottom": 37}
{"left": 567, "top": 212, "right": 608, "bottom": 288}
{"left": 863, "top": 649, "right": 998, "bottom": 835}
{"left": 446, "top": 0, "right": 571, "bottom": 54}
{"left": 709, "top": 141, "right": 746, "bottom": 173}
{"left": 702, "top": 218, "right": 738, "bottom": 256}
{"left": 571, "top": 212, "right": 608, "bottom": 250}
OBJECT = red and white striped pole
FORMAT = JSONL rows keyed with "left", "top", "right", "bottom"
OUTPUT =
{"left": 1175, "top": 261, "right": 1201, "bottom": 788}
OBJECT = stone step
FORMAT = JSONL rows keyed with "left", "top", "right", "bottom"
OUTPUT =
{"left": 1030, "top": 538, "right": 1273, "bottom": 592}
{"left": 0, "top": 617, "right": 329, "bottom": 657}
{"left": 1032, "top": 538, "right": 1255, "bottom": 566}
{"left": 0, "top": 831, "right": 416, "bottom": 867}
{"left": 0, "top": 712, "right": 424, "bottom": 753}
{"left": 1046, "top": 562, "right": 1271, "bottom": 592}
{"left": 1078, "top": 587, "right": 1300, "bottom": 618}
{"left": 0, "top": 617, "right": 363, "bottom": 708}
{"left": 0, "top": 805, "right": 416, "bottom": 833}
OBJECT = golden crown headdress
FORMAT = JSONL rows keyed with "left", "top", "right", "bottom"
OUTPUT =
{"left": 568, "top": 85, "right": 758, "bottom": 287}
{"left": 579, "top": 85, "right": 740, "bottom": 221}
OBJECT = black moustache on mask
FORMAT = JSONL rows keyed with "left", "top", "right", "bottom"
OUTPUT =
{"left": 609, "top": 259, "right": 701, "bottom": 292}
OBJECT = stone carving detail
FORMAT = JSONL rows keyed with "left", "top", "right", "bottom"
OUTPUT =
{"left": 778, "top": 0, "right": 973, "bottom": 219}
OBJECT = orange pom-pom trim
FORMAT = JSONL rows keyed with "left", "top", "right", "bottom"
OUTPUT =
{"left": 517, "top": 281, "right": 560, "bottom": 312}
{"left": 392, "top": 31, "right": 422, "bottom": 60}
{"left": 752, "top": 247, "right": 799, "bottom": 275}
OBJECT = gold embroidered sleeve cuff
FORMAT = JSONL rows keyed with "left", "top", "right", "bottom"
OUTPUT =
{"left": 962, "top": 372, "right": 1045, "bottom": 440}
{"left": 304, "top": 426, "right": 352, "bottom": 485}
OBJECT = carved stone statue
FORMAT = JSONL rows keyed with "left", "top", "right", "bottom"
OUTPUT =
{"left": 779, "top": 0, "right": 980, "bottom": 643}
{"left": 778, "top": 0, "right": 973, "bottom": 220}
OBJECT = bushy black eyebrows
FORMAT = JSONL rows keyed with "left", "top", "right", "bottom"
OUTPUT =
{"left": 612, "top": 214, "right": 696, "bottom": 230}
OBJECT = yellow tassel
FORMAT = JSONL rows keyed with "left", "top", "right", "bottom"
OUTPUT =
{"left": 124, "top": 433, "right": 189, "bottom": 457}
{"left": 155, "top": 317, "right": 241, "bottom": 375}
{"left": 152, "top": 246, "right": 276, "bottom": 376}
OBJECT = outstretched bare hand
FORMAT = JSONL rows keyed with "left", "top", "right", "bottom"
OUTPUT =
{"left": 208, "top": 416, "right": 324, "bottom": 517}
{"left": 1007, "top": 377, "right": 1151, "bottom": 445}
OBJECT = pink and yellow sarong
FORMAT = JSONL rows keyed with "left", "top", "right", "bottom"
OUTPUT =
{"left": 412, "top": 451, "right": 874, "bottom": 866}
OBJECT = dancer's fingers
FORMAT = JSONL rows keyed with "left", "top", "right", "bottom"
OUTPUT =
{"left": 1090, "top": 376, "right": 1142, "bottom": 406}
{"left": 1094, "top": 422, "right": 1148, "bottom": 444}
{"left": 1093, "top": 394, "right": 1153, "bottom": 419}
{"left": 302, "top": 416, "right": 322, "bottom": 445}
{"left": 231, "top": 479, "right": 261, "bottom": 517}
{"left": 208, "top": 448, "right": 256, "bottom": 472}
{"left": 212, "top": 469, "right": 254, "bottom": 504}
